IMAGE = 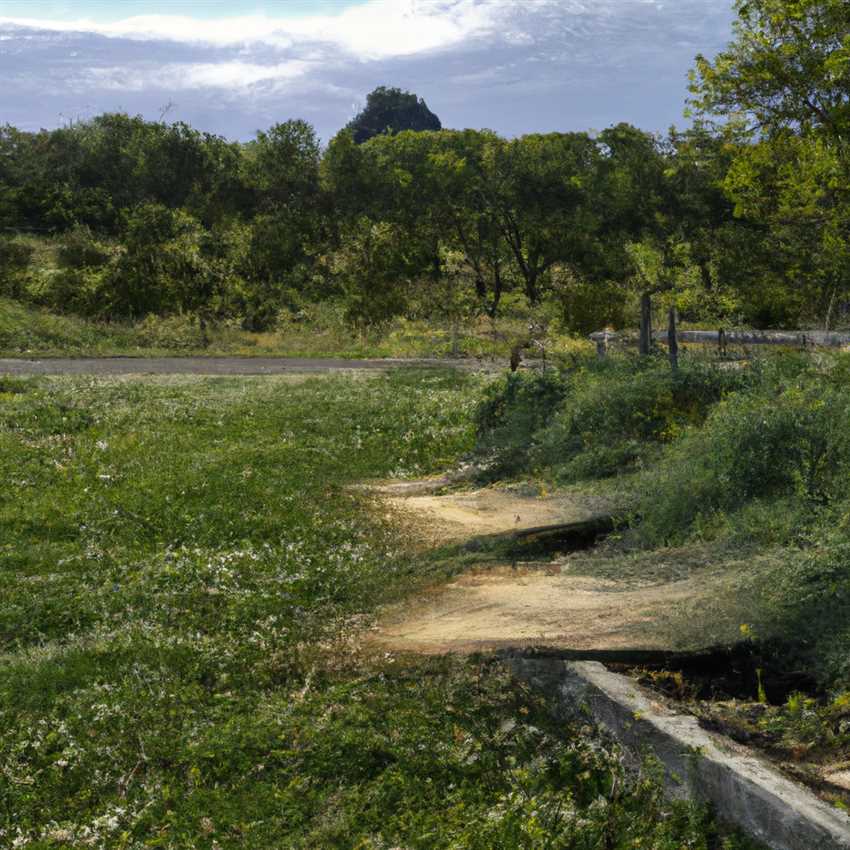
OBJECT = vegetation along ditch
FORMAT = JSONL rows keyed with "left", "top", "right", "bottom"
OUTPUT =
{"left": 473, "top": 351, "right": 850, "bottom": 817}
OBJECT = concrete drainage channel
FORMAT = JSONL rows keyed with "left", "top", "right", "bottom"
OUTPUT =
{"left": 502, "top": 652, "right": 850, "bottom": 850}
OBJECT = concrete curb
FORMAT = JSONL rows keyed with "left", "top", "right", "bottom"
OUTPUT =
{"left": 504, "top": 656, "right": 850, "bottom": 850}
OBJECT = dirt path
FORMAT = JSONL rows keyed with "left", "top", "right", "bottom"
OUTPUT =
{"left": 373, "top": 481, "right": 605, "bottom": 543}
{"left": 0, "top": 356, "right": 490, "bottom": 376}
{"left": 377, "top": 565, "right": 712, "bottom": 654}
{"left": 373, "top": 481, "right": 723, "bottom": 655}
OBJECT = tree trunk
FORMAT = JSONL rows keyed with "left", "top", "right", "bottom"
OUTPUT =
{"left": 668, "top": 306, "right": 678, "bottom": 371}
{"left": 524, "top": 268, "right": 539, "bottom": 305}
{"left": 487, "top": 258, "right": 503, "bottom": 318}
{"left": 198, "top": 312, "right": 209, "bottom": 348}
{"left": 825, "top": 283, "right": 838, "bottom": 332}
{"left": 639, "top": 292, "right": 652, "bottom": 355}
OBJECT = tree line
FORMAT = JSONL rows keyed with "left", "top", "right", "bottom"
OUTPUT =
{"left": 0, "top": 0, "right": 847, "bottom": 337}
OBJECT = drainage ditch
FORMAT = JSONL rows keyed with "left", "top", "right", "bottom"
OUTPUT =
{"left": 503, "top": 653, "right": 850, "bottom": 850}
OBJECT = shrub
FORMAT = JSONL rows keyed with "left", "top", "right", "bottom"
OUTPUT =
{"left": 109, "top": 203, "right": 208, "bottom": 318}
{"left": 29, "top": 267, "right": 110, "bottom": 317}
{"left": 0, "top": 236, "right": 33, "bottom": 298}
{"left": 475, "top": 358, "right": 751, "bottom": 482}
{"left": 56, "top": 225, "right": 113, "bottom": 270}
{"left": 636, "top": 377, "right": 850, "bottom": 545}
{"left": 474, "top": 369, "right": 570, "bottom": 477}
{"left": 745, "top": 543, "right": 850, "bottom": 688}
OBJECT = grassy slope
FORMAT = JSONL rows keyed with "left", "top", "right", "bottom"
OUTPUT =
{"left": 0, "top": 297, "right": 594, "bottom": 361}
{"left": 0, "top": 371, "right": 754, "bottom": 849}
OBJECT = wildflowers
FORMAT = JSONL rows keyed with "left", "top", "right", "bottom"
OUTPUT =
{"left": 0, "top": 371, "right": 755, "bottom": 848}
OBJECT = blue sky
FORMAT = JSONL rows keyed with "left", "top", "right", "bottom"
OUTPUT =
{"left": 0, "top": 0, "right": 736, "bottom": 142}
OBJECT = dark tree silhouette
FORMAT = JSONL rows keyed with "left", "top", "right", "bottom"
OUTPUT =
{"left": 346, "top": 86, "right": 441, "bottom": 144}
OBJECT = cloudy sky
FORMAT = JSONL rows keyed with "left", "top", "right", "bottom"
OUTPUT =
{"left": 0, "top": 0, "right": 735, "bottom": 142}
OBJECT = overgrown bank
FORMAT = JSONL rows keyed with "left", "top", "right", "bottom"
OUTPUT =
{"left": 474, "top": 352, "right": 850, "bottom": 735}
{"left": 0, "top": 295, "right": 592, "bottom": 361}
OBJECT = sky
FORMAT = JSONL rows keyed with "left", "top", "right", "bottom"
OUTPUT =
{"left": 0, "top": 0, "right": 736, "bottom": 142}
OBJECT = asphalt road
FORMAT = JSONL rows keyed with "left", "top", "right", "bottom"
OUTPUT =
{"left": 0, "top": 356, "right": 488, "bottom": 376}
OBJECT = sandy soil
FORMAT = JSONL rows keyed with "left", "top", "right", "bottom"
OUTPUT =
{"left": 375, "top": 564, "right": 712, "bottom": 653}
{"left": 380, "top": 485, "right": 604, "bottom": 544}
{"left": 373, "top": 481, "right": 719, "bottom": 654}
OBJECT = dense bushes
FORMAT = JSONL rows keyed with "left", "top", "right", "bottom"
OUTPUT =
{"left": 622, "top": 355, "right": 850, "bottom": 542}
{"left": 636, "top": 376, "right": 850, "bottom": 544}
{"left": 474, "top": 369, "right": 570, "bottom": 477}
{"left": 477, "top": 354, "right": 850, "bottom": 531}
{"left": 475, "top": 358, "right": 751, "bottom": 480}
{"left": 479, "top": 354, "right": 850, "bottom": 534}
{"left": 0, "top": 237, "right": 33, "bottom": 299}
{"left": 758, "top": 543, "right": 850, "bottom": 685}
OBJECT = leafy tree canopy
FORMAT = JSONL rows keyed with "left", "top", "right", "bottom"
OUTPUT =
{"left": 689, "top": 0, "right": 850, "bottom": 328}
{"left": 346, "top": 86, "right": 442, "bottom": 144}
{"left": 689, "top": 0, "right": 850, "bottom": 145}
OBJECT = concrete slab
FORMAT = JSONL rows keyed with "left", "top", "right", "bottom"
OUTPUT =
{"left": 505, "top": 656, "right": 850, "bottom": 850}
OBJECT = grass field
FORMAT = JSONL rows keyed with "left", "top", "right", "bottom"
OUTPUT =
{"left": 0, "top": 369, "right": 757, "bottom": 848}
{"left": 0, "top": 297, "right": 594, "bottom": 362}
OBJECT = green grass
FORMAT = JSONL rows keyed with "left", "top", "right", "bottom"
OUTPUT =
{"left": 0, "top": 370, "right": 755, "bottom": 848}
{"left": 0, "top": 297, "right": 594, "bottom": 361}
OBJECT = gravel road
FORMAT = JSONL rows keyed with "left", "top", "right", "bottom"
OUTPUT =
{"left": 0, "top": 356, "right": 491, "bottom": 376}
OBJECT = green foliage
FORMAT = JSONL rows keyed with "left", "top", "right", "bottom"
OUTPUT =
{"left": 109, "top": 203, "right": 213, "bottom": 319}
{"left": 0, "top": 236, "right": 33, "bottom": 299}
{"left": 690, "top": 0, "right": 850, "bottom": 144}
{"left": 331, "top": 218, "right": 413, "bottom": 328}
{"left": 33, "top": 266, "right": 110, "bottom": 318}
{"left": 689, "top": 0, "right": 850, "bottom": 329}
{"left": 549, "top": 265, "right": 627, "bottom": 335}
{"left": 636, "top": 360, "right": 850, "bottom": 545}
{"left": 56, "top": 224, "right": 114, "bottom": 270}
{"left": 476, "top": 358, "right": 751, "bottom": 482}
{"left": 474, "top": 369, "right": 572, "bottom": 477}
{"left": 763, "top": 544, "right": 850, "bottom": 685}
{"left": 3, "top": 101, "right": 842, "bottom": 335}
{"left": 346, "top": 85, "right": 441, "bottom": 144}
{"left": 541, "top": 360, "right": 753, "bottom": 481}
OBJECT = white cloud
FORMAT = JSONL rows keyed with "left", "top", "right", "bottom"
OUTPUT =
{"left": 84, "top": 60, "right": 312, "bottom": 92}
{"left": 0, "top": 0, "right": 508, "bottom": 60}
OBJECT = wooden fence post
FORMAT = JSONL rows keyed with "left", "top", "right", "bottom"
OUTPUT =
{"left": 639, "top": 293, "right": 652, "bottom": 355}
{"left": 595, "top": 332, "right": 608, "bottom": 360}
{"left": 668, "top": 307, "right": 679, "bottom": 371}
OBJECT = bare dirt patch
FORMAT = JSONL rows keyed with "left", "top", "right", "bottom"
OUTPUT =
{"left": 375, "top": 563, "right": 722, "bottom": 654}
{"left": 377, "top": 483, "right": 609, "bottom": 546}
{"left": 373, "top": 480, "right": 730, "bottom": 655}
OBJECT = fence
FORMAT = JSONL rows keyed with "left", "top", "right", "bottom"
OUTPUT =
{"left": 589, "top": 329, "right": 850, "bottom": 359}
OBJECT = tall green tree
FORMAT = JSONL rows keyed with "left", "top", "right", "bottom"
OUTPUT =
{"left": 690, "top": 0, "right": 850, "bottom": 144}
{"left": 346, "top": 86, "right": 441, "bottom": 144}
{"left": 240, "top": 120, "right": 324, "bottom": 327}
{"left": 486, "top": 133, "right": 602, "bottom": 304}
{"left": 689, "top": 0, "right": 850, "bottom": 327}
